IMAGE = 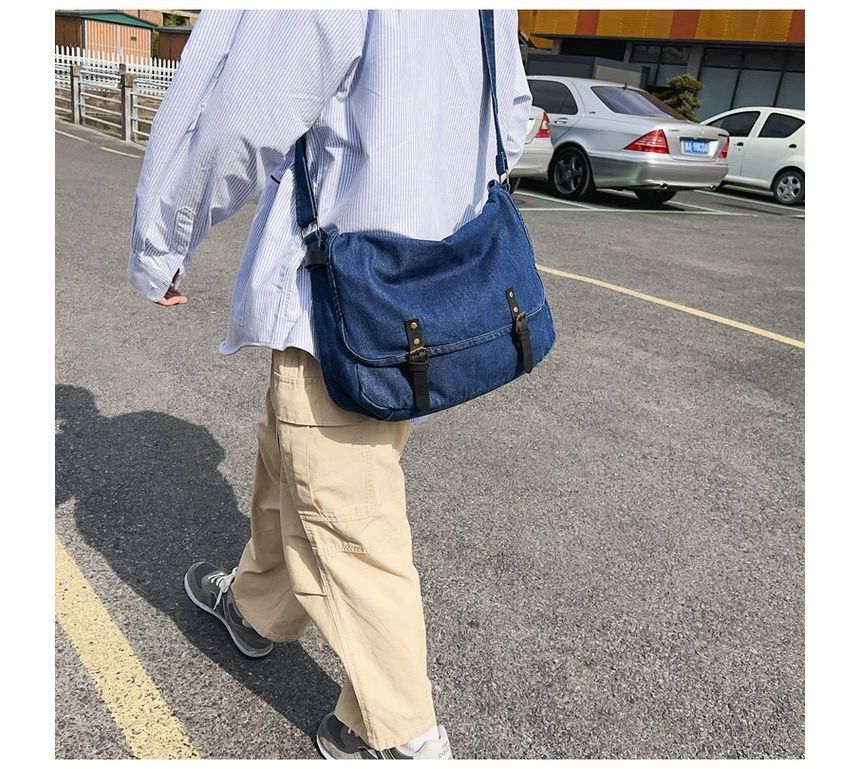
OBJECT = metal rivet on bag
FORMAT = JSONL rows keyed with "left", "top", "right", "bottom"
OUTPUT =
{"left": 508, "top": 290, "right": 514, "bottom": 298}
{"left": 410, "top": 321, "right": 418, "bottom": 329}
{"left": 513, "top": 306, "right": 518, "bottom": 313}
{"left": 413, "top": 338, "right": 420, "bottom": 345}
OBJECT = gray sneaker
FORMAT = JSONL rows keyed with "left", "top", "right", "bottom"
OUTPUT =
{"left": 183, "top": 561, "right": 273, "bottom": 658}
{"left": 316, "top": 713, "right": 453, "bottom": 759}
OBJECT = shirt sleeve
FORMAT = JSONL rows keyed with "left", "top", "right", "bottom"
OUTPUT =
{"left": 127, "top": 9, "right": 368, "bottom": 301}
{"left": 500, "top": 10, "right": 533, "bottom": 171}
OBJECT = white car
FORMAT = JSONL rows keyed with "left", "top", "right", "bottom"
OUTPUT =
{"left": 702, "top": 107, "right": 805, "bottom": 206}
{"left": 509, "top": 106, "right": 553, "bottom": 190}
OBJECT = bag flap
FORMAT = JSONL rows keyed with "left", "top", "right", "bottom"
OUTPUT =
{"left": 325, "top": 185, "right": 546, "bottom": 366}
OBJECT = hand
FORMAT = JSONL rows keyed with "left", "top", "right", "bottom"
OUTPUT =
{"left": 156, "top": 271, "right": 188, "bottom": 307}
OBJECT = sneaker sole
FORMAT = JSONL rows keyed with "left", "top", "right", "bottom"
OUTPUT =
{"left": 183, "top": 573, "right": 273, "bottom": 659}
{"left": 315, "top": 733, "right": 337, "bottom": 760}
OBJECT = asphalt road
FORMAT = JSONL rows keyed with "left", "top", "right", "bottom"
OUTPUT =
{"left": 55, "top": 120, "right": 804, "bottom": 759}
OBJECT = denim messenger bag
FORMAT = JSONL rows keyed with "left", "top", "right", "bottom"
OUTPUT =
{"left": 293, "top": 9, "right": 556, "bottom": 422}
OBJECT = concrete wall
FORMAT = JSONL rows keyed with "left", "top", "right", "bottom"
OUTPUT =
{"left": 593, "top": 63, "right": 643, "bottom": 88}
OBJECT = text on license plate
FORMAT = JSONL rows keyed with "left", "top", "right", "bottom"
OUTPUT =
{"left": 682, "top": 139, "right": 711, "bottom": 155}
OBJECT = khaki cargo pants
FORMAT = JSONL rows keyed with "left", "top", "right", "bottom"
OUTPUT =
{"left": 231, "top": 347, "right": 437, "bottom": 749}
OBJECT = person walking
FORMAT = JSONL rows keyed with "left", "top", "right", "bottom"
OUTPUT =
{"left": 128, "top": 9, "right": 532, "bottom": 759}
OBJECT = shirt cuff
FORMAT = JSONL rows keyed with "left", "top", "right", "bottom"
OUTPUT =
{"left": 127, "top": 252, "right": 186, "bottom": 302}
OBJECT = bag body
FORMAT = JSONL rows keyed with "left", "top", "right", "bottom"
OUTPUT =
{"left": 296, "top": 10, "right": 556, "bottom": 421}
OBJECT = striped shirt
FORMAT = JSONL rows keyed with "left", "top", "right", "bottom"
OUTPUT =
{"left": 128, "top": 9, "right": 532, "bottom": 359}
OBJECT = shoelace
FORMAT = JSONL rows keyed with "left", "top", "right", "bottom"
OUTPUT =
{"left": 212, "top": 567, "right": 238, "bottom": 610}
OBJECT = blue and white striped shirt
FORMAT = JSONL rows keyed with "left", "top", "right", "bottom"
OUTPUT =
{"left": 128, "top": 9, "right": 532, "bottom": 359}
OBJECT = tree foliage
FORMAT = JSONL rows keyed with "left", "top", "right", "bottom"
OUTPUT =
{"left": 659, "top": 74, "right": 704, "bottom": 122}
{"left": 162, "top": 12, "right": 186, "bottom": 27}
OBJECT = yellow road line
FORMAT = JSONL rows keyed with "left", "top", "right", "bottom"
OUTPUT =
{"left": 99, "top": 146, "right": 143, "bottom": 159}
{"left": 55, "top": 129, "right": 88, "bottom": 142}
{"left": 55, "top": 537, "right": 200, "bottom": 759}
{"left": 536, "top": 264, "right": 805, "bottom": 349}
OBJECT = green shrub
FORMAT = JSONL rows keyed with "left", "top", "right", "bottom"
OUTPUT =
{"left": 659, "top": 74, "right": 703, "bottom": 122}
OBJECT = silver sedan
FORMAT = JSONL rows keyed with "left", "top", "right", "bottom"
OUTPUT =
{"left": 526, "top": 76, "right": 729, "bottom": 205}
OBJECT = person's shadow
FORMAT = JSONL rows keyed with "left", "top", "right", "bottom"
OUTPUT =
{"left": 55, "top": 384, "right": 338, "bottom": 749}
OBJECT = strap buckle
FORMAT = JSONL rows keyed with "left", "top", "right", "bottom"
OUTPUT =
{"left": 301, "top": 222, "right": 320, "bottom": 242}
{"left": 514, "top": 311, "right": 527, "bottom": 332}
{"left": 408, "top": 345, "right": 428, "bottom": 368}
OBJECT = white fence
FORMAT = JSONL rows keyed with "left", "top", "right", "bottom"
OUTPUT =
{"left": 54, "top": 46, "right": 178, "bottom": 143}
{"left": 55, "top": 46, "right": 178, "bottom": 86}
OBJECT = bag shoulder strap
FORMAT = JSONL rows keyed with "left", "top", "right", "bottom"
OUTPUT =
{"left": 478, "top": 9, "right": 509, "bottom": 181}
{"left": 295, "top": 9, "right": 509, "bottom": 243}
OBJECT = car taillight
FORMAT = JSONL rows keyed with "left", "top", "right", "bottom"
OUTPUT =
{"left": 625, "top": 129, "right": 669, "bottom": 154}
{"left": 535, "top": 112, "right": 551, "bottom": 139}
{"left": 718, "top": 139, "right": 729, "bottom": 159}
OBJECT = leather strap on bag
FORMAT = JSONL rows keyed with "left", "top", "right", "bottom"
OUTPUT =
{"left": 506, "top": 288, "right": 533, "bottom": 373}
{"left": 478, "top": 9, "right": 510, "bottom": 183}
{"left": 405, "top": 318, "right": 430, "bottom": 410}
{"left": 295, "top": 134, "right": 326, "bottom": 267}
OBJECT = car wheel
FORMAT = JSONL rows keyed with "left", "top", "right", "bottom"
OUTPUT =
{"left": 634, "top": 189, "right": 677, "bottom": 207}
{"left": 772, "top": 169, "right": 804, "bottom": 206}
{"left": 549, "top": 146, "right": 593, "bottom": 200}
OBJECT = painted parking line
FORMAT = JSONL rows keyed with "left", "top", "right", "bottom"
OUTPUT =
{"left": 100, "top": 146, "right": 144, "bottom": 159}
{"left": 55, "top": 129, "right": 89, "bottom": 142}
{"left": 522, "top": 207, "right": 755, "bottom": 216}
{"left": 516, "top": 189, "right": 752, "bottom": 216}
{"left": 668, "top": 199, "right": 731, "bottom": 214}
{"left": 536, "top": 264, "right": 805, "bottom": 349}
{"left": 55, "top": 536, "right": 200, "bottom": 759}
{"left": 514, "top": 189, "right": 597, "bottom": 210}
{"left": 695, "top": 189, "right": 804, "bottom": 214}
{"left": 590, "top": 189, "right": 736, "bottom": 215}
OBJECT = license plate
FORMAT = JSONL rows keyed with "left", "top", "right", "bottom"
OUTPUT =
{"left": 682, "top": 139, "right": 711, "bottom": 156}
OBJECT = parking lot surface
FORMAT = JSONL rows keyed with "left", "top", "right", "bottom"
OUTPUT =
{"left": 55, "top": 121, "right": 804, "bottom": 759}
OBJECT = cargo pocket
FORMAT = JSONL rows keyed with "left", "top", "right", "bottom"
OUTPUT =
{"left": 283, "top": 531, "right": 327, "bottom": 597}
{"left": 298, "top": 421, "right": 405, "bottom": 555}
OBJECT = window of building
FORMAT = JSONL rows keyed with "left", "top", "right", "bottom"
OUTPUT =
{"left": 702, "top": 47, "right": 743, "bottom": 68}
{"left": 560, "top": 38, "right": 627, "bottom": 59}
{"left": 785, "top": 49, "right": 805, "bottom": 72}
{"left": 742, "top": 48, "right": 786, "bottom": 70}
{"left": 632, "top": 44, "right": 690, "bottom": 65}
{"left": 656, "top": 63, "right": 689, "bottom": 86}
{"left": 631, "top": 45, "right": 660, "bottom": 63}
{"left": 776, "top": 72, "right": 805, "bottom": 110}
{"left": 660, "top": 46, "right": 690, "bottom": 64}
{"left": 698, "top": 68, "right": 739, "bottom": 118}
{"left": 758, "top": 113, "right": 804, "bottom": 138}
{"left": 708, "top": 110, "right": 761, "bottom": 137}
{"left": 733, "top": 69, "right": 781, "bottom": 109}
{"left": 528, "top": 80, "right": 578, "bottom": 115}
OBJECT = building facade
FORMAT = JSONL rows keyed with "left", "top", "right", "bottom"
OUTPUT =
{"left": 518, "top": 9, "right": 804, "bottom": 118}
{"left": 56, "top": 10, "right": 199, "bottom": 60}
{"left": 55, "top": 11, "right": 158, "bottom": 58}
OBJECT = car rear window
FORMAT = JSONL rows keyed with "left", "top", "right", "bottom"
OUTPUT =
{"left": 528, "top": 80, "right": 578, "bottom": 115}
{"left": 591, "top": 86, "right": 685, "bottom": 120}
{"left": 759, "top": 113, "right": 804, "bottom": 138}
